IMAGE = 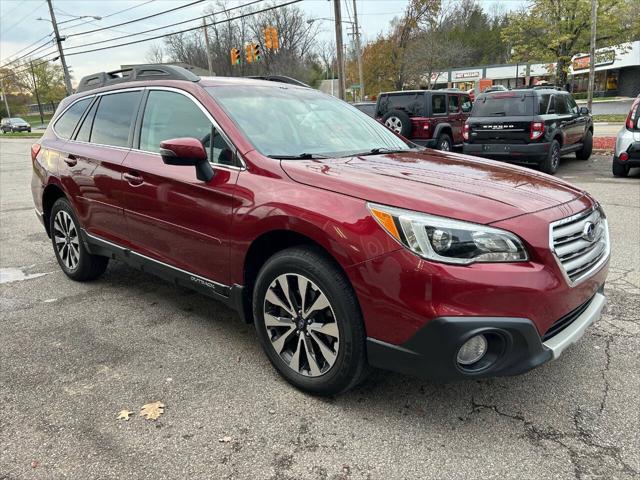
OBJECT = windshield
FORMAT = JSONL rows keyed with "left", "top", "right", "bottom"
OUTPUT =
{"left": 472, "top": 94, "right": 534, "bottom": 117}
{"left": 206, "top": 86, "right": 412, "bottom": 157}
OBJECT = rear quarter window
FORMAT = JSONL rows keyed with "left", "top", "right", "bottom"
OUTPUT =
{"left": 472, "top": 94, "right": 533, "bottom": 117}
{"left": 378, "top": 93, "right": 425, "bottom": 117}
{"left": 54, "top": 98, "right": 92, "bottom": 139}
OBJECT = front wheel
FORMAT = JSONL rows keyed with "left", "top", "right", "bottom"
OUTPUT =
{"left": 253, "top": 246, "right": 368, "bottom": 396}
{"left": 540, "top": 139, "right": 561, "bottom": 174}
{"left": 50, "top": 198, "right": 109, "bottom": 281}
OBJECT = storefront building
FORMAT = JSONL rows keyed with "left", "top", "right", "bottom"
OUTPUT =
{"left": 426, "top": 41, "right": 640, "bottom": 97}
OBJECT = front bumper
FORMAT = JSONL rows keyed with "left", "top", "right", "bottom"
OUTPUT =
{"left": 367, "top": 291, "right": 606, "bottom": 381}
{"left": 463, "top": 142, "right": 549, "bottom": 161}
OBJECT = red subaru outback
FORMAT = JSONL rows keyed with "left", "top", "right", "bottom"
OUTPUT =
{"left": 31, "top": 65, "right": 609, "bottom": 395}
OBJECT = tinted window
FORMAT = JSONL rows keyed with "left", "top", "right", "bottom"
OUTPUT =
{"left": 555, "top": 95, "right": 570, "bottom": 115}
{"left": 538, "top": 94, "right": 552, "bottom": 114}
{"left": 378, "top": 93, "right": 424, "bottom": 117}
{"left": 472, "top": 94, "right": 534, "bottom": 117}
{"left": 461, "top": 95, "right": 472, "bottom": 113}
{"left": 355, "top": 104, "right": 375, "bottom": 117}
{"left": 448, "top": 95, "right": 459, "bottom": 113}
{"left": 91, "top": 91, "right": 140, "bottom": 147}
{"left": 54, "top": 98, "right": 91, "bottom": 139}
{"left": 75, "top": 100, "right": 98, "bottom": 143}
{"left": 139, "top": 90, "right": 220, "bottom": 162}
{"left": 432, "top": 94, "right": 446, "bottom": 115}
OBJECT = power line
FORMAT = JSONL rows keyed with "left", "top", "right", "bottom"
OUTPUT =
{"left": 1, "top": 1, "right": 46, "bottom": 38}
{"left": 102, "top": 0, "right": 157, "bottom": 19}
{"left": 0, "top": 40, "right": 57, "bottom": 71}
{"left": 64, "top": 0, "right": 303, "bottom": 57}
{"left": 64, "top": 0, "right": 266, "bottom": 51}
{"left": 0, "top": 33, "right": 53, "bottom": 65}
{"left": 66, "top": 0, "right": 206, "bottom": 38}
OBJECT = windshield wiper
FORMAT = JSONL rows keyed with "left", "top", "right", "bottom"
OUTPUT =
{"left": 345, "top": 147, "right": 413, "bottom": 157}
{"left": 268, "top": 153, "right": 331, "bottom": 160}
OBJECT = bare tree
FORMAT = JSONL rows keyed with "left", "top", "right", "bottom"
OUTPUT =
{"left": 145, "top": 43, "right": 165, "bottom": 64}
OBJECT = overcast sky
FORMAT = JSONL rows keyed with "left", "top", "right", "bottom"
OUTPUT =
{"left": 1, "top": 0, "right": 515, "bottom": 84}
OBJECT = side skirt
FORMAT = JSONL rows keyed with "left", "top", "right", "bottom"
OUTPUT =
{"left": 81, "top": 230, "right": 248, "bottom": 320}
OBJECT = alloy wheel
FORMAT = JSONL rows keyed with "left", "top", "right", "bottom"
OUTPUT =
{"left": 263, "top": 273, "right": 340, "bottom": 377}
{"left": 440, "top": 139, "right": 451, "bottom": 151}
{"left": 551, "top": 144, "right": 560, "bottom": 169}
{"left": 53, "top": 210, "right": 80, "bottom": 271}
{"left": 385, "top": 117, "right": 403, "bottom": 133}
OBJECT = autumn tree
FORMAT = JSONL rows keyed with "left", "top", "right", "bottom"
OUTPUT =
{"left": 502, "top": 0, "right": 638, "bottom": 86}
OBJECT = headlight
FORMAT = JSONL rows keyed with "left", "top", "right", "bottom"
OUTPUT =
{"left": 368, "top": 203, "right": 528, "bottom": 264}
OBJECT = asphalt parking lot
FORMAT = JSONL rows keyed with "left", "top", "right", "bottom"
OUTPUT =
{"left": 1, "top": 138, "right": 638, "bottom": 480}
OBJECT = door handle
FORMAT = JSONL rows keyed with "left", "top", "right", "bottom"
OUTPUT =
{"left": 63, "top": 154, "right": 77, "bottom": 167}
{"left": 123, "top": 171, "right": 143, "bottom": 186}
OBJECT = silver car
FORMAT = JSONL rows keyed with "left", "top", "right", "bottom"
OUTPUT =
{"left": 613, "top": 95, "right": 640, "bottom": 177}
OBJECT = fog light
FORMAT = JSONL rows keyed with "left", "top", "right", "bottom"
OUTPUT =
{"left": 457, "top": 334, "right": 488, "bottom": 365}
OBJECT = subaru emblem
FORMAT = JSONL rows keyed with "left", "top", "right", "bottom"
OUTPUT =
{"left": 582, "top": 222, "right": 597, "bottom": 242}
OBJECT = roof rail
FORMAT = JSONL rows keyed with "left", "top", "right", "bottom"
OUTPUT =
{"left": 76, "top": 64, "right": 200, "bottom": 93}
{"left": 246, "top": 75, "right": 310, "bottom": 88}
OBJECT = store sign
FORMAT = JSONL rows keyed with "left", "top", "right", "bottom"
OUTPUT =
{"left": 454, "top": 70, "right": 481, "bottom": 79}
{"left": 572, "top": 50, "right": 616, "bottom": 71}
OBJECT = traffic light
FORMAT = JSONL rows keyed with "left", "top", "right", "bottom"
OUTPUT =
{"left": 230, "top": 48, "right": 240, "bottom": 66}
{"left": 244, "top": 43, "right": 254, "bottom": 64}
{"left": 252, "top": 42, "right": 261, "bottom": 62}
{"left": 264, "top": 26, "right": 279, "bottom": 50}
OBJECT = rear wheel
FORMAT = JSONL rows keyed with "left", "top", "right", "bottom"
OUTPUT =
{"left": 253, "top": 246, "right": 368, "bottom": 396}
{"left": 50, "top": 198, "right": 109, "bottom": 281}
{"left": 612, "top": 162, "right": 629, "bottom": 177}
{"left": 435, "top": 133, "right": 452, "bottom": 151}
{"left": 540, "top": 139, "right": 561, "bottom": 174}
{"left": 576, "top": 130, "right": 593, "bottom": 160}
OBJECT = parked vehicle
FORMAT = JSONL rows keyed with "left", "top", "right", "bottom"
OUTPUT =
{"left": 483, "top": 85, "right": 509, "bottom": 93}
{"left": 352, "top": 101, "right": 376, "bottom": 117}
{"left": 32, "top": 65, "right": 609, "bottom": 396}
{"left": 612, "top": 95, "right": 640, "bottom": 177}
{"left": 463, "top": 89, "right": 593, "bottom": 174}
{"left": 375, "top": 89, "right": 473, "bottom": 151}
{"left": 1, "top": 117, "right": 31, "bottom": 133}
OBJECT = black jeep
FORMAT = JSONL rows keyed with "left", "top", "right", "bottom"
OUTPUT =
{"left": 462, "top": 88, "right": 593, "bottom": 174}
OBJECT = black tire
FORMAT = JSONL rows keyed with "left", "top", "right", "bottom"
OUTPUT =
{"left": 50, "top": 197, "right": 109, "bottom": 281}
{"left": 435, "top": 132, "right": 453, "bottom": 151}
{"left": 253, "top": 246, "right": 368, "bottom": 396}
{"left": 27, "top": 129, "right": 32, "bottom": 133}
{"left": 381, "top": 110, "right": 412, "bottom": 137}
{"left": 576, "top": 130, "right": 593, "bottom": 160}
{"left": 612, "top": 162, "right": 629, "bottom": 177}
{"left": 540, "top": 139, "right": 561, "bottom": 174}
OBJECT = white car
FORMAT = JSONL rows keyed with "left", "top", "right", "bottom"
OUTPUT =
{"left": 613, "top": 95, "right": 640, "bottom": 177}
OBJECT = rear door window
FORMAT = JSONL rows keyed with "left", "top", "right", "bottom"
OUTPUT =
{"left": 91, "top": 91, "right": 141, "bottom": 148}
{"left": 432, "top": 94, "right": 446, "bottom": 115}
{"left": 461, "top": 95, "right": 472, "bottom": 113}
{"left": 472, "top": 94, "right": 533, "bottom": 117}
{"left": 54, "top": 98, "right": 92, "bottom": 139}
{"left": 448, "top": 95, "right": 460, "bottom": 113}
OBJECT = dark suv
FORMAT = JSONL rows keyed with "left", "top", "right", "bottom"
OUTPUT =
{"left": 375, "top": 90, "right": 472, "bottom": 151}
{"left": 31, "top": 65, "right": 609, "bottom": 396}
{"left": 463, "top": 88, "right": 593, "bottom": 174}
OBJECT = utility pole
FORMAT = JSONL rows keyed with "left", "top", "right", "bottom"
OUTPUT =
{"left": 586, "top": 0, "right": 597, "bottom": 111}
{"left": 30, "top": 61, "right": 45, "bottom": 126}
{"left": 351, "top": 0, "right": 364, "bottom": 101}
{"left": 0, "top": 76, "right": 11, "bottom": 118}
{"left": 202, "top": 18, "right": 214, "bottom": 76}
{"left": 333, "top": 0, "right": 346, "bottom": 100}
{"left": 47, "top": 0, "right": 73, "bottom": 95}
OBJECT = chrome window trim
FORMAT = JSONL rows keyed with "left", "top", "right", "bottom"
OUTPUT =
{"left": 51, "top": 95, "right": 96, "bottom": 140}
{"left": 548, "top": 205, "right": 611, "bottom": 287}
{"left": 138, "top": 86, "right": 247, "bottom": 170}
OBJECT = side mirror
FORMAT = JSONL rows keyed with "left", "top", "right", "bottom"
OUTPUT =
{"left": 159, "top": 137, "right": 214, "bottom": 182}
{"left": 579, "top": 106, "right": 590, "bottom": 115}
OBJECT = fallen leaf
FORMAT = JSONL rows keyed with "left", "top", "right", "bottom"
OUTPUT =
{"left": 117, "top": 409, "right": 133, "bottom": 421}
{"left": 140, "top": 401, "right": 165, "bottom": 420}
{"left": 219, "top": 436, "right": 232, "bottom": 443}
{"left": 31, "top": 460, "right": 39, "bottom": 469}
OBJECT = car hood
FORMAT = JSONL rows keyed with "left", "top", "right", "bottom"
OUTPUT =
{"left": 280, "top": 150, "right": 585, "bottom": 224}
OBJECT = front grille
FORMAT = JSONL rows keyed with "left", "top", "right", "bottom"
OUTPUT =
{"left": 542, "top": 295, "right": 594, "bottom": 341}
{"left": 550, "top": 206, "right": 609, "bottom": 286}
